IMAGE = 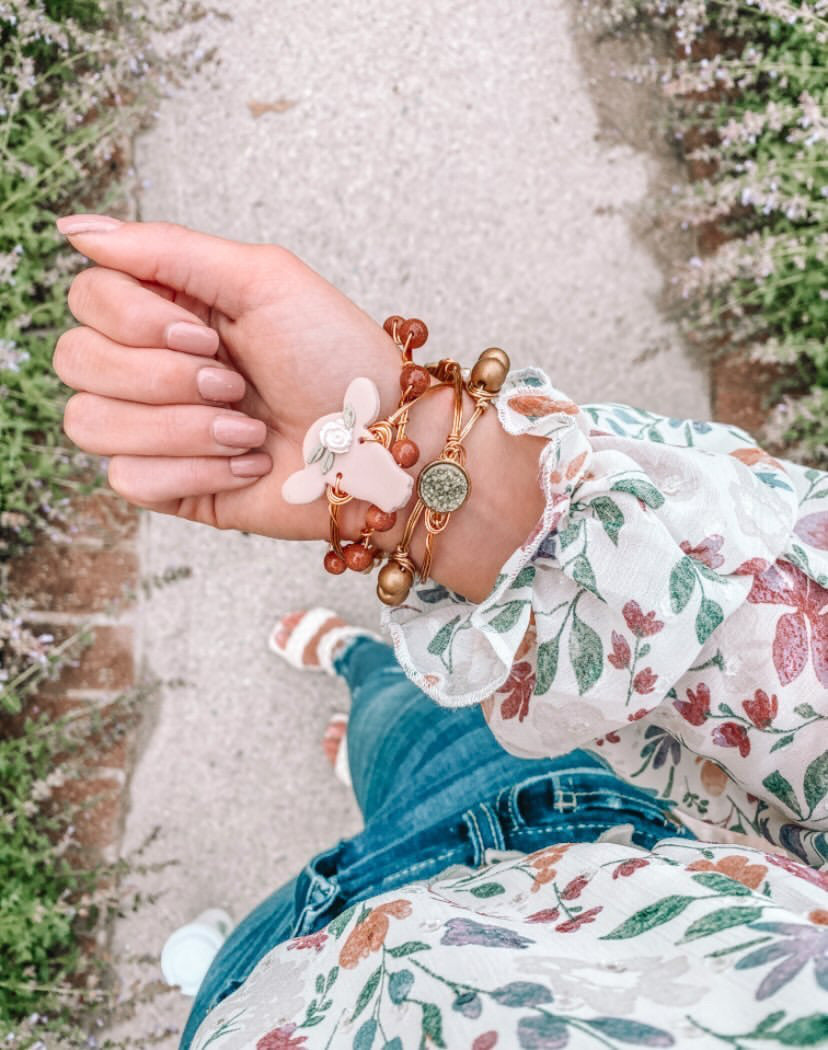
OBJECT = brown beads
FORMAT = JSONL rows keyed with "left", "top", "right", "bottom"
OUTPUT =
{"left": 391, "top": 437, "right": 419, "bottom": 468}
{"left": 398, "top": 318, "right": 428, "bottom": 349}
{"left": 343, "top": 543, "right": 375, "bottom": 572}
{"left": 366, "top": 505, "right": 397, "bottom": 532}
{"left": 383, "top": 315, "right": 404, "bottom": 338}
{"left": 470, "top": 354, "right": 509, "bottom": 394}
{"left": 400, "top": 363, "right": 430, "bottom": 400}
{"left": 377, "top": 560, "right": 413, "bottom": 606}
{"left": 324, "top": 550, "right": 347, "bottom": 575}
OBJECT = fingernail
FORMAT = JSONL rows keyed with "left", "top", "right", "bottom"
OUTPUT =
{"left": 197, "top": 367, "right": 245, "bottom": 402}
{"left": 165, "top": 321, "right": 219, "bottom": 355}
{"left": 230, "top": 453, "right": 271, "bottom": 478}
{"left": 56, "top": 214, "right": 123, "bottom": 235}
{"left": 212, "top": 415, "right": 266, "bottom": 448}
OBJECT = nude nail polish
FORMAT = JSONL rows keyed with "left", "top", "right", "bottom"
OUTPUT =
{"left": 197, "top": 368, "right": 245, "bottom": 402}
{"left": 212, "top": 416, "right": 266, "bottom": 448}
{"left": 230, "top": 454, "right": 271, "bottom": 477}
{"left": 166, "top": 322, "right": 219, "bottom": 355}
{"left": 56, "top": 215, "right": 123, "bottom": 235}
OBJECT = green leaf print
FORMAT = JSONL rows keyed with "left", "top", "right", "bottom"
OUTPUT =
{"left": 421, "top": 1002, "right": 445, "bottom": 1048}
{"left": 388, "top": 969, "right": 414, "bottom": 1004}
{"left": 535, "top": 638, "right": 559, "bottom": 695}
{"left": 559, "top": 520, "right": 581, "bottom": 549}
{"left": 315, "top": 973, "right": 325, "bottom": 995}
{"left": 387, "top": 941, "right": 430, "bottom": 957}
{"left": 572, "top": 553, "right": 599, "bottom": 597}
{"left": 584, "top": 1017, "right": 674, "bottom": 1046}
{"left": 569, "top": 611, "right": 603, "bottom": 695}
{"left": 491, "top": 981, "right": 553, "bottom": 1007}
{"left": 794, "top": 703, "right": 818, "bottom": 719}
{"left": 681, "top": 906, "right": 764, "bottom": 942}
{"left": 427, "top": 615, "right": 460, "bottom": 657}
{"left": 610, "top": 477, "right": 666, "bottom": 509}
{"left": 513, "top": 565, "right": 536, "bottom": 588}
{"left": 762, "top": 771, "right": 804, "bottom": 819}
{"left": 601, "top": 895, "right": 696, "bottom": 940}
{"left": 690, "top": 873, "right": 752, "bottom": 895}
{"left": 325, "top": 965, "right": 339, "bottom": 992}
{"left": 517, "top": 1015, "right": 569, "bottom": 1049}
{"left": 770, "top": 734, "right": 795, "bottom": 753}
{"left": 774, "top": 1014, "right": 828, "bottom": 1046}
{"left": 352, "top": 965, "right": 382, "bottom": 1021}
{"left": 489, "top": 601, "right": 527, "bottom": 633}
{"left": 353, "top": 1018, "right": 377, "bottom": 1050}
{"left": 328, "top": 904, "right": 358, "bottom": 939}
{"left": 669, "top": 557, "right": 697, "bottom": 614}
{"left": 470, "top": 882, "right": 505, "bottom": 898}
{"left": 591, "top": 496, "right": 625, "bottom": 546}
{"left": 695, "top": 598, "right": 724, "bottom": 644}
{"left": 803, "top": 751, "right": 828, "bottom": 814}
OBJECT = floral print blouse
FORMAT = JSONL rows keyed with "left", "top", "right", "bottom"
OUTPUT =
{"left": 194, "top": 371, "right": 828, "bottom": 1049}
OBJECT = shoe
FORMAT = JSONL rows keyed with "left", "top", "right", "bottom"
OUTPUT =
{"left": 268, "top": 607, "right": 379, "bottom": 676}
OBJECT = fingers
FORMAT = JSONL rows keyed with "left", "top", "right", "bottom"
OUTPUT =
{"left": 67, "top": 267, "right": 219, "bottom": 355}
{"left": 56, "top": 215, "right": 279, "bottom": 318}
{"left": 54, "top": 326, "right": 245, "bottom": 405}
{"left": 64, "top": 394, "right": 268, "bottom": 457}
{"left": 107, "top": 453, "right": 272, "bottom": 506}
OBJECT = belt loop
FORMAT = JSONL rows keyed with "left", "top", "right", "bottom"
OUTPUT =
{"left": 462, "top": 801, "right": 505, "bottom": 867}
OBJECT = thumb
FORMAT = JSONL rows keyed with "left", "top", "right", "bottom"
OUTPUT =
{"left": 56, "top": 215, "right": 269, "bottom": 318}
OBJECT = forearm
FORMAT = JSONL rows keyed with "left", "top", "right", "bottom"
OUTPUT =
{"left": 340, "top": 366, "right": 547, "bottom": 603}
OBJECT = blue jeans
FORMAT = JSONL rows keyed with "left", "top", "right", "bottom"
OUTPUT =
{"left": 181, "top": 637, "right": 691, "bottom": 1047}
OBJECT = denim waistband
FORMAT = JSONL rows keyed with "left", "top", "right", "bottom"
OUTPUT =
{"left": 288, "top": 765, "right": 691, "bottom": 938}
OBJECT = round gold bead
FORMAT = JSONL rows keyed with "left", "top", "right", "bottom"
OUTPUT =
{"left": 377, "top": 560, "right": 413, "bottom": 606}
{"left": 479, "top": 347, "right": 510, "bottom": 370}
{"left": 470, "top": 355, "right": 509, "bottom": 393}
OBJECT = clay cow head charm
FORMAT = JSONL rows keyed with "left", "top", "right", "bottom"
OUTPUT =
{"left": 282, "top": 377, "right": 414, "bottom": 514}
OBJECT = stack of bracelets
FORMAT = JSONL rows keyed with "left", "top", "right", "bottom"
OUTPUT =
{"left": 322, "top": 316, "right": 509, "bottom": 607}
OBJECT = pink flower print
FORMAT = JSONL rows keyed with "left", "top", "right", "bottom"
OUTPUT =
{"left": 612, "top": 858, "right": 649, "bottom": 879}
{"left": 472, "top": 1033, "right": 499, "bottom": 1050}
{"left": 680, "top": 534, "right": 725, "bottom": 570}
{"left": 286, "top": 930, "right": 328, "bottom": 953}
{"left": 555, "top": 906, "right": 603, "bottom": 933}
{"left": 560, "top": 874, "right": 589, "bottom": 900}
{"left": 742, "top": 689, "right": 778, "bottom": 729}
{"left": 527, "top": 908, "right": 561, "bottom": 924}
{"left": 713, "top": 722, "right": 751, "bottom": 757}
{"left": 622, "top": 601, "right": 664, "bottom": 638}
{"left": 746, "top": 559, "right": 828, "bottom": 687}
{"left": 674, "top": 683, "right": 711, "bottom": 726}
{"left": 633, "top": 667, "right": 658, "bottom": 694}
{"left": 794, "top": 511, "right": 828, "bottom": 551}
{"left": 608, "top": 631, "right": 631, "bottom": 670}
{"left": 257, "top": 1025, "right": 308, "bottom": 1050}
{"left": 498, "top": 660, "right": 536, "bottom": 722}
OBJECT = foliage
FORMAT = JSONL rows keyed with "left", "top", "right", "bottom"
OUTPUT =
{"left": 0, "top": 0, "right": 210, "bottom": 1044}
{"left": 584, "top": 0, "right": 828, "bottom": 465}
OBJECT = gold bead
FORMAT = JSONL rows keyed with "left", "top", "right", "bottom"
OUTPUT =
{"left": 470, "top": 355, "right": 509, "bottom": 393}
{"left": 377, "top": 560, "right": 413, "bottom": 606}
{"left": 479, "top": 346, "right": 510, "bottom": 371}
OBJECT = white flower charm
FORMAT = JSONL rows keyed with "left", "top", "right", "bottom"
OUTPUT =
{"left": 308, "top": 404, "right": 356, "bottom": 474}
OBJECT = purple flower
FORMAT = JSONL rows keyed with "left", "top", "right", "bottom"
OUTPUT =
{"left": 735, "top": 921, "right": 828, "bottom": 999}
{"left": 441, "top": 918, "right": 534, "bottom": 950}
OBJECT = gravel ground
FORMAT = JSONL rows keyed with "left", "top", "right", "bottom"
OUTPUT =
{"left": 110, "top": 2, "right": 709, "bottom": 1044}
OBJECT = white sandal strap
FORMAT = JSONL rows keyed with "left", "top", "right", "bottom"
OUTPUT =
{"left": 268, "top": 607, "right": 339, "bottom": 671}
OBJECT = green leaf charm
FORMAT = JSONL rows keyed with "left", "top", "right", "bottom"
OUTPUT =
{"left": 601, "top": 895, "right": 696, "bottom": 939}
{"left": 569, "top": 611, "right": 603, "bottom": 695}
{"left": 669, "top": 557, "right": 697, "bottom": 614}
{"left": 535, "top": 638, "right": 559, "bottom": 694}
{"left": 610, "top": 477, "right": 665, "bottom": 508}
{"left": 321, "top": 448, "right": 335, "bottom": 474}
{"left": 591, "top": 496, "right": 625, "bottom": 545}
{"left": 762, "top": 771, "right": 803, "bottom": 818}
{"left": 307, "top": 443, "right": 325, "bottom": 465}
{"left": 343, "top": 402, "right": 356, "bottom": 428}
{"left": 695, "top": 598, "right": 724, "bottom": 644}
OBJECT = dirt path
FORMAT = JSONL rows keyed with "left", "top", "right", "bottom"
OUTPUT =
{"left": 112, "top": 2, "right": 708, "bottom": 1043}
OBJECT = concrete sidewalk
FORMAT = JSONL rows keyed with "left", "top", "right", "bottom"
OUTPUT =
{"left": 112, "top": 2, "right": 709, "bottom": 1043}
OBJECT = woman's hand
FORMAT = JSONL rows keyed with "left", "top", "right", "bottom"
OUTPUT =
{"left": 54, "top": 215, "right": 402, "bottom": 540}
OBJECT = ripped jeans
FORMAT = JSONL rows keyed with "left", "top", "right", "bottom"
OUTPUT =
{"left": 181, "top": 637, "right": 691, "bottom": 1048}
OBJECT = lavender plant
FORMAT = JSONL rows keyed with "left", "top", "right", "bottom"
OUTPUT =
{"left": 585, "top": 0, "right": 828, "bottom": 465}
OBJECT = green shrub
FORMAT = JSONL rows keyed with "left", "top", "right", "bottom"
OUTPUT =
{"left": 585, "top": 0, "right": 828, "bottom": 465}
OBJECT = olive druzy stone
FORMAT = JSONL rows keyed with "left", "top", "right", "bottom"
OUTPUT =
{"left": 418, "top": 460, "right": 470, "bottom": 513}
